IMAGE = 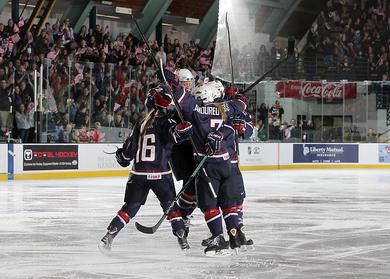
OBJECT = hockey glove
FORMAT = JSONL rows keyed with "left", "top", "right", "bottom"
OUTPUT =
{"left": 116, "top": 148, "right": 130, "bottom": 167}
{"left": 227, "top": 86, "right": 238, "bottom": 98}
{"left": 205, "top": 131, "right": 223, "bottom": 155}
{"left": 172, "top": 121, "right": 193, "bottom": 143}
{"left": 232, "top": 118, "right": 246, "bottom": 138}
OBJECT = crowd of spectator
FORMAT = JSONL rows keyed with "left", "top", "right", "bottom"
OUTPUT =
{"left": 304, "top": 0, "right": 390, "bottom": 81}
{"left": 247, "top": 98, "right": 380, "bottom": 143}
{"left": 0, "top": 2, "right": 386, "bottom": 144}
{"left": 0, "top": 17, "right": 215, "bottom": 143}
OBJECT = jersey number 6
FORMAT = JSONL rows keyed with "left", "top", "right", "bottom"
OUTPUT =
{"left": 136, "top": 134, "right": 156, "bottom": 162}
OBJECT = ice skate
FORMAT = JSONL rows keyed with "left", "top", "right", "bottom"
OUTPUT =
{"left": 99, "top": 225, "right": 118, "bottom": 252}
{"left": 175, "top": 229, "right": 190, "bottom": 252}
{"left": 237, "top": 226, "right": 254, "bottom": 251}
{"left": 228, "top": 228, "right": 240, "bottom": 254}
{"left": 204, "top": 234, "right": 230, "bottom": 257}
{"left": 201, "top": 235, "right": 214, "bottom": 247}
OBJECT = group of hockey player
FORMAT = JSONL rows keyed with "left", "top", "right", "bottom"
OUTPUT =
{"left": 99, "top": 66, "right": 254, "bottom": 256}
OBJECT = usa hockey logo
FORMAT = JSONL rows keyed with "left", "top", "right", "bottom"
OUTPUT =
{"left": 24, "top": 149, "right": 33, "bottom": 161}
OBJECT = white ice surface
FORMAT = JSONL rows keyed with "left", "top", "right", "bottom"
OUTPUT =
{"left": 1, "top": 169, "right": 390, "bottom": 279}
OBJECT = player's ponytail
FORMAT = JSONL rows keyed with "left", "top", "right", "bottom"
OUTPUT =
{"left": 140, "top": 108, "right": 158, "bottom": 137}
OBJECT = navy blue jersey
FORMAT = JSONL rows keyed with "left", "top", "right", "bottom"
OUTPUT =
{"left": 173, "top": 87, "right": 246, "bottom": 161}
{"left": 225, "top": 111, "right": 254, "bottom": 163}
{"left": 121, "top": 115, "right": 177, "bottom": 177}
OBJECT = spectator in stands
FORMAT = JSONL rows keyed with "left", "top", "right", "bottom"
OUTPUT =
{"left": 257, "top": 119, "right": 267, "bottom": 141}
{"left": 15, "top": 103, "right": 31, "bottom": 142}
{"left": 89, "top": 121, "right": 104, "bottom": 143}
{"left": 289, "top": 119, "right": 301, "bottom": 140}
{"left": 269, "top": 100, "right": 284, "bottom": 121}
{"left": 268, "top": 118, "right": 282, "bottom": 141}
{"left": 367, "top": 127, "right": 378, "bottom": 143}
{"left": 58, "top": 124, "right": 73, "bottom": 143}
{"left": 0, "top": 79, "right": 11, "bottom": 133}
{"left": 155, "top": 46, "right": 167, "bottom": 66}
{"left": 301, "top": 119, "right": 314, "bottom": 142}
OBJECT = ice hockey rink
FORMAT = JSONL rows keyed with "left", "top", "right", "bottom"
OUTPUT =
{"left": 1, "top": 169, "right": 390, "bottom": 279}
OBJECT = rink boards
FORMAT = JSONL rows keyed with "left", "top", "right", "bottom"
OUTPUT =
{"left": 1, "top": 143, "right": 390, "bottom": 180}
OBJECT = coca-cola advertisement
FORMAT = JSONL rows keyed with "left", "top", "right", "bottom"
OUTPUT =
{"left": 276, "top": 81, "right": 357, "bottom": 99}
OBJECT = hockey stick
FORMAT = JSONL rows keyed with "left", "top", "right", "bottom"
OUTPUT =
{"left": 135, "top": 155, "right": 209, "bottom": 234}
{"left": 225, "top": 13, "right": 240, "bottom": 158}
{"left": 225, "top": 13, "right": 234, "bottom": 87}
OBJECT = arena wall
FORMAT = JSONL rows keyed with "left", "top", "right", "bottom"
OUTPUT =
{"left": 1, "top": 143, "right": 390, "bottom": 180}
{"left": 0, "top": 144, "right": 7, "bottom": 180}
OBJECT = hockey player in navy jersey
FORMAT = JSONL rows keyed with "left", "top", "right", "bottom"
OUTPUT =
{"left": 169, "top": 69, "right": 198, "bottom": 228}
{"left": 99, "top": 86, "right": 193, "bottom": 252}
{"left": 168, "top": 80, "right": 247, "bottom": 255}
{"left": 199, "top": 81, "right": 254, "bottom": 249}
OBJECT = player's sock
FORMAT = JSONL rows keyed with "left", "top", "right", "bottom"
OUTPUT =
{"left": 177, "top": 193, "right": 197, "bottom": 219}
{"left": 167, "top": 210, "right": 186, "bottom": 234}
{"left": 236, "top": 204, "right": 244, "bottom": 228}
{"left": 222, "top": 207, "right": 241, "bottom": 250}
{"left": 111, "top": 209, "right": 131, "bottom": 232}
{"left": 203, "top": 208, "right": 223, "bottom": 237}
{"left": 222, "top": 206, "right": 239, "bottom": 231}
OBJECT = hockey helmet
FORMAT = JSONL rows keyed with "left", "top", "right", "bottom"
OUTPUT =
{"left": 177, "top": 68, "right": 194, "bottom": 82}
{"left": 192, "top": 83, "right": 215, "bottom": 104}
{"left": 209, "top": 80, "right": 225, "bottom": 99}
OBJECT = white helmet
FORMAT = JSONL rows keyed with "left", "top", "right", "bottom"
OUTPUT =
{"left": 209, "top": 80, "right": 225, "bottom": 99}
{"left": 192, "top": 84, "right": 215, "bottom": 103}
{"left": 177, "top": 68, "right": 194, "bottom": 82}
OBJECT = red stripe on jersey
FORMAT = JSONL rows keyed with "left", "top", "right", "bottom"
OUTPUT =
{"left": 167, "top": 210, "right": 182, "bottom": 220}
{"left": 118, "top": 210, "right": 130, "bottom": 223}
{"left": 204, "top": 208, "right": 221, "bottom": 221}
{"left": 181, "top": 193, "right": 196, "bottom": 202}
{"left": 222, "top": 206, "right": 237, "bottom": 216}
{"left": 236, "top": 204, "right": 243, "bottom": 211}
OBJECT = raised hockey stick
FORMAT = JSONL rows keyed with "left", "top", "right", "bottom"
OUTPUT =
{"left": 129, "top": 14, "right": 217, "bottom": 199}
{"left": 225, "top": 13, "right": 240, "bottom": 158}
{"left": 225, "top": 13, "right": 234, "bottom": 88}
{"left": 135, "top": 155, "right": 209, "bottom": 234}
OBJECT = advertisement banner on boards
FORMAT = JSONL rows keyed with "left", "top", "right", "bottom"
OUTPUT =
{"left": 238, "top": 142, "right": 278, "bottom": 166}
{"left": 23, "top": 145, "right": 78, "bottom": 171}
{"left": 378, "top": 144, "right": 390, "bottom": 163}
{"left": 293, "top": 144, "right": 359, "bottom": 163}
{"left": 276, "top": 81, "right": 357, "bottom": 99}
